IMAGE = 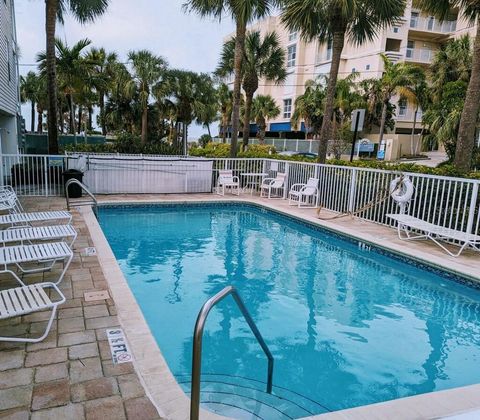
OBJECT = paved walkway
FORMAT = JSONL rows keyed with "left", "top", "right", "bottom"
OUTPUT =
{"left": 0, "top": 197, "right": 161, "bottom": 420}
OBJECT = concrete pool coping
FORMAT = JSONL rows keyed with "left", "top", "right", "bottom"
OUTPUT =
{"left": 82, "top": 194, "right": 480, "bottom": 420}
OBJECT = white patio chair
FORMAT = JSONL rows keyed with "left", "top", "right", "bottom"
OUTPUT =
{"left": 0, "top": 225, "right": 78, "bottom": 247}
{"left": 289, "top": 178, "right": 319, "bottom": 208}
{"left": 0, "top": 242, "right": 73, "bottom": 286}
{"left": 0, "top": 282, "right": 66, "bottom": 342}
{"left": 386, "top": 213, "right": 480, "bottom": 257}
{"left": 260, "top": 172, "right": 286, "bottom": 199}
{"left": 216, "top": 170, "right": 240, "bottom": 196}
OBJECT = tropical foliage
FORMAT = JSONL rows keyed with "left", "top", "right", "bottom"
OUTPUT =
{"left": 251, "top": 95, "right": 280, "bottom": 144}
{"left": 217, "top": 30, "right": 286, "bottom": 147}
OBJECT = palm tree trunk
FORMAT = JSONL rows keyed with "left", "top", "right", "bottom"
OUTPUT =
{"left": 378, "top": 100, "right": 388, "bottom": 145}
{"left": 88, "top": 106, "right": 93, "bottom": 131}
{"left": 242, "top": 93, "right": 253, "bottom": 149}
{"left": 411, "top": 107, "right": 418, "bottom": 156}
{"left": 78, "top": 105, "right": 83, "bottom": 134}
{"left": 141, "top": 106, "right": 148, "bottom": 144}
{"left": 45, "top": 0, "right": 59, "bottom": 153}
{"left": 317, "top": 28, "right": 345, "bottom": 163}
{"left": 37, "top": 106, "right": 43, "bottom": 133}
{"left": 454, "top": 24, "right": 480, "bottom": 171}
{"left": 258, "top": 119, "right": 266, "bottom": 145}
{"left": 206, "top": 124, "right": 211, "bottom": 137}
{"left": 230, "top": 20, "right": 246, "bottom": 158}
{"left": 67, "top": 95, "right": 75, "bottom": 134}
{"left": 222, "top": 118, "right": 227, "bottom": 144}
{"left": 30, "top": 102, "right": 35, "bottom": 133}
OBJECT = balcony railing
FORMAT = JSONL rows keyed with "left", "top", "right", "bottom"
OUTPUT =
{"left": 409, "top": 16, "right": 456, "bottom": 33}
{"left": 396, "top": 109, "right": 423, "bottom": 121}
{"left": 405, "top": 47, "right": 434, "bottom": 63}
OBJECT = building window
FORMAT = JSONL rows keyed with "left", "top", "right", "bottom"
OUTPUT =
{"left": 366, "top": 64, "right": 371, "bottom": 70}
{"left": 393, "top": 26, "right": 399, "bottom": 33}
{"left": 288, "top": 31, "right": 298, "bottom": 42}
{"left": 351, "top": 68, "right": 356, "bottom": 73}
{"left": 326, "top": 38, "right": 332, "bottom": 60}
{"left": 406, "top": 40, "right": 414, "bottom": 58}
{"left": 410, "top": 11, "right": 419, "bottom": 28}
{"left": 398, "top": 99, "right": 407, "bottom": 116}
{"left": 287, "top": 44, "right": 297, "bottom": 68}
{"left": 283, "top": 99, "right": 292, "bottom": 119}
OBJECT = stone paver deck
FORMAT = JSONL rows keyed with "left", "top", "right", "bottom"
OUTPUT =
{"left": 0, "top": 197, "right": 161, "bottom": 420}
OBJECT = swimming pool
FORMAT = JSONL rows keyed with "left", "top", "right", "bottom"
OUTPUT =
{"left": 99, "top": 203, "right": 480, "bottom": 419}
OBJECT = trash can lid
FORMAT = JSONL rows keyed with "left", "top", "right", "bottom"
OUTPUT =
{"left": 63, "top": 169, "right": 83, "bottom": 175}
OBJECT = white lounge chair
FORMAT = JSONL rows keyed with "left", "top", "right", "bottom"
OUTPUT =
{"left": 289, "top": 178, "right": 319, "bottom": 208}
{"left": 0, "top": 187, "right": 72, "bottom": 226}
{"left": 0, "top": 225, "right": 78, "bottom": 247}
{"left": 386, "top": 213, "right": 480, "bottom": 257}
{"left": 216, "top": 170, "right": 240, "bottom": 196}
{"left": 0, "top": 282, "right": 66, "bottom": 342}
{"left": 261, "top": 172, "right": 286, "bottom": 199}
{"left": 0, "top": 242, "right": 73, "bottom": 285}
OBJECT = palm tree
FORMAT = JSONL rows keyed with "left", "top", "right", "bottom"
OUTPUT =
{"left": 127, "top": 50, "right": 167, "bottom": 144}
{"left": 251, "top": 95, "right": 280, "bottom": 144}
{"left": 44, "top": 0, "right": 109, "bottom": 153}
{"left": 376, "top": 54, "right": 420, "bottom": 146}
{"left": 37, "top": 38, "right": 93, "bottom": 135}
{"left": 20, "top": 72, "right": 40, "bottom": 133}
{"left": 398, "top": 70, "right": 428, "bottom": 155}
{"left": 291, "top": 79, "right": 326, "bottom": 139}
{"left": 217, "top": 83, "right": 234, "bottom": 143}
{"left": 183, "top": 0, "right": 280, "bottom": 157}
{"left": 216, "top": 30, "right": 286, "bottom": 148}
{"left": 86, "top": 47, "right": 119, "bottom": 135}
{"left": 418, "top": 0, "right": 479, "bottom": 170}
{"left": 281, "top": 0, "right": 406, "bottom": 163}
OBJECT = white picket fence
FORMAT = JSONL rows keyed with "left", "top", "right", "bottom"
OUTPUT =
{"left": 1, "top": 153, "right": 479, "bottom": 237}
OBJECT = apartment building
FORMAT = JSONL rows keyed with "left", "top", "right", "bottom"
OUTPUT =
{"left": 224, "top": 2, "right": 474, "bottom": 156}
{"left": 0, "top": 0, "right": 20, "bottom": 154}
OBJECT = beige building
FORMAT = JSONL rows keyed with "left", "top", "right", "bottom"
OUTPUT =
{"left": 225, "top": 2, "right": 475, "bottom": 159}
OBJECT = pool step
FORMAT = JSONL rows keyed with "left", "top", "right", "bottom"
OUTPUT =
{"left": 177, "top": 373, "right": 330, "bottom": 419}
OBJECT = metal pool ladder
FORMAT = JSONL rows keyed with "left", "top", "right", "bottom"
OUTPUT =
{"left": 190, "top": 285, "right": 274, "bottom": 420}
{"left": 65, "top": 179, "right": 98, "bottom": 217}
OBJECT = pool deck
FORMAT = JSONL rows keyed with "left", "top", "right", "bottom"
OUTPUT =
{"left": 1, "top": 193, "right": 480, "bottom": 420}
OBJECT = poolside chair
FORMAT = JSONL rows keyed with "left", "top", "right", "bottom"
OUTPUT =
{"left": 0, "top": 225, "right": 78, "bottom": 247}
{"left": 386, "top": 213, "right": 480, "bottom": 257}
{"left": 289, "top": 178, "right": 319, "bottom": 208}
{"left": 0, "top": 188, "right": 72, "bottom": 226}
{"left": 0, "top": 282, "right": 66, "bottom": 342}
{"left": 260, "top": 172, "right": 286, "bottom": 199}
{"left": 216, "top": 170, "right": 240, "bottom": 196}
{"left": 0, "top": 242, "right": 73, "bottom": 286}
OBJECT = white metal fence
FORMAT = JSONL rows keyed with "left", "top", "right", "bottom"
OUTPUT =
{"left": 2, "top": 153, "right": 479, "bottom": 237}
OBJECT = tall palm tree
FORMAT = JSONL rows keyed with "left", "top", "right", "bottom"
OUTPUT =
{"left": 44, "top": 0, "right": 109, "bottom": 153}
{"left": 183, "top": 0, "right": 280, "bottom": 157}
{"left": 217, "top": 30, "right": 286, "bottom": 148}
{"left": 217, "top": 83, "right": 234, "bottom": 143}
{"left": 37, "top": 38, "right": 93, "bottom": 135}
{"left": 127, "top": 50, "right": 167, "bottom": 144}
{"left": 86, "top": 47, "right": 119, "bottom": 135}
{"left": 20, "top": 72, "right": 40, "bottom": 133}
{"left": 377, "top": 54, "right": 420, "bottom": 146}
{"left": 281, "top": 0, "right": 406, "bottom": 163}
{"left": 418, "top": 0, "right": 479, "bottom": 170}
{"left": 251, "top": 95, "right": 280, "bottom": 144}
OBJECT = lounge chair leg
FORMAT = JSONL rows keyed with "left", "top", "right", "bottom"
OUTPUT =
{"left": 54, "top": 254, "right": 73, "bottom": 285}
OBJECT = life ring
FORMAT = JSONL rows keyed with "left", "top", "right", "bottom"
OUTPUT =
{"left": 390, "top": 176, "right": 414, "bottom": 204}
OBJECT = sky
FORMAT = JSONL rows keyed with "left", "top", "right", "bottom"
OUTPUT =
{"left": 15, "top": 0, "right": 235, "bottom": 138}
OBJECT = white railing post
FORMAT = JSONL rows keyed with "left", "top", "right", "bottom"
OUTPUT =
{"left": 283, "top": 162, "right": 290, "bottom": 199}
{"left": 295, "top": 139, "right": 299, "bottom": 152}
{"left": 347, "top": 168, "right": 357, "bottom": 213}
{"left": 283, "top": 138, "right": 287, "bottom": 151}
{"left": 0, "top": 154, "right": 4, "bottom": 187}
{"left": 466, "top": 182, "right": 479, "bottom": 234}
{"left": 314, "top": 164, "right": 320, "bottom": 207}
{"left": 43, "top": 156, "right": 49, "bottom": 197}
{"left": 309, "top": 141, "right": 312, "bottom": 153}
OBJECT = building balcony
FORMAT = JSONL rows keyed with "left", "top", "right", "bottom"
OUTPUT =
{"left": 409, "top": 16, "right": 456, "bottom": 39}
{"left": 405, "top": 47, "right": 434, "bottom": 64}
{"left": 384, "top": 51, "right": 403, "bottom": 63}
{"left": 396, "top": 109, "right": 423, "bottom": 122}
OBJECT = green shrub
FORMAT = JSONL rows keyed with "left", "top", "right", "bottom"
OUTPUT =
{"left": 198, "top": 134, "right": 212, "bottom": 147}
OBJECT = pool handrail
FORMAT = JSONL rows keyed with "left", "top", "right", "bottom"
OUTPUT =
{"left": 190, "top": 285, "right": 274, "bottom": 420}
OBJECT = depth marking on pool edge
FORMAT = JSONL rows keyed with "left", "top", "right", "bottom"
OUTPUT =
{"left": 106, "top": 329, "right": 133, "bottom": 364}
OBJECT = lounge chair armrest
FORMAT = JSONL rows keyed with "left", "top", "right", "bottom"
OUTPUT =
{"left": 261, "top": 177, "right": 275, "bottom": 186}
{"left": 290, "top": 183, "right": 306, "bottom": 192}
{"left": 232, "top": 176, "right": 240, "bottom": 183}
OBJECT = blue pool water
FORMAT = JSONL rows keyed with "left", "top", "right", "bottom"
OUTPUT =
{"left": 99, "top": 203, "right": 480, "bottom": 418}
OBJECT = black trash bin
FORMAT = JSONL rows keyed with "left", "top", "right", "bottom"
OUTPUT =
{"left": 63, "top": 169, "right": 84, "bottom": 198}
